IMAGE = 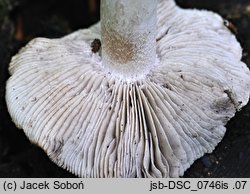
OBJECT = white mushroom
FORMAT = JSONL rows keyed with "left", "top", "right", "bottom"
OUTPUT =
{"left": 6, "top": 0, "right": 250, "bottom": 177}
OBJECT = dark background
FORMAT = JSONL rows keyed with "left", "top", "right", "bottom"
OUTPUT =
{"left": 0, "top": 0, "right": 249, "bottom": 177}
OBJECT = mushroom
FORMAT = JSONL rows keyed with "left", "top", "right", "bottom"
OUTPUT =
{"left": 5, "top": 0, "right": 250, "bottom": 178}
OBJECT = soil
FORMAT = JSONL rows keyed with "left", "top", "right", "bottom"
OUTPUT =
{"left": 0, "top": 0, "right": 249, "bottom": 178}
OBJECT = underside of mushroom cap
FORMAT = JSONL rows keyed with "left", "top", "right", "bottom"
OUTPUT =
{"left": 6, "top": 0, "right": 250, "bottom": 177}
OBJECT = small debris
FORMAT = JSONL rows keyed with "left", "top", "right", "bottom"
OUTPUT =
{"left": 91, "top": 39, "right": 101, "bottom": 53}
{"left": 30, "top": 97, "right": 37, "bottom": 102}
{"left": 243, "top": 52, "right": 248, "bottom": 57}
{"left": 223, "top": 19, "right": 238, "bottom": 34}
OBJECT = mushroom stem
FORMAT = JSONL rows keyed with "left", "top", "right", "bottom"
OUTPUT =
{"left": 101, "top": 0, "right": 157, "bottom": 80}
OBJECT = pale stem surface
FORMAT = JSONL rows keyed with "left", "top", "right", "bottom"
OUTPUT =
{"left": 101, "top": 0, "right": 157, "bottom": 80}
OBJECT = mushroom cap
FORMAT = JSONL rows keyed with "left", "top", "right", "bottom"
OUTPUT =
{"left": 6, "top": 0, "right": 250, "bottom": 177}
